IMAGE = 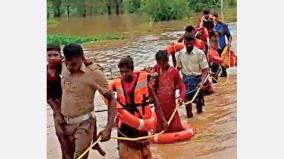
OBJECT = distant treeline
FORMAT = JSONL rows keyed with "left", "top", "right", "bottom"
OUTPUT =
{"left": 47, "top": 0, "right": 236, "bottom": 21}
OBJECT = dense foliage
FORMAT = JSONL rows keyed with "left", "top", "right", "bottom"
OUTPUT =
{"left": 142, "top": 0, "right": 189, "bottom": 21}
{"left": 47, "top": 0, "right": 236, "bottom": 21}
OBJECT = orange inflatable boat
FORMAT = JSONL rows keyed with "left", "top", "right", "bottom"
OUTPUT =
{"left": 149, "top": 123, "right": 196, "bottom": 144}
{"left": 102, "top": 93, "right": 157, "bottom": 132}
{"left": 103, "top": 71, "right": 157, "bottom": 131}
{"left": 165, "top": 42, "right": 184, "bottom": 55}
{"left": 115, "top": 102, "right": 157, "bottom": 131}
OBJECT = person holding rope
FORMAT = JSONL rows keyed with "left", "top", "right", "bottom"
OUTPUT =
{"left": 47, "top": 44, "right": 108, "bottom": 159}
{"left": 152, "top": 50, "right": 186, "bottom": 133}
{"left": 60, "top": 44, "right": 117, "bottom": 159}
{"left": 177, "top": 25, "right": 214, "bottom": 95}
{"left": 47, "top": 44, "right": 70, "bottom": 158}
{"left": 212, "top": 13, "right": 233, "bottom": 77}
{"left": 208, "top": 30, "right": 223, "bottom": 83}
{"left": 110, "top": 56, "right": 168, "bottom": 159}
{"left": 176, "top": 34, "right": 209, "bottom": 117}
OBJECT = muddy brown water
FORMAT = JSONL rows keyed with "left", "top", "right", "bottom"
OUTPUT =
{"left": 47, "top": 14, "right": 237, "bottom": 159}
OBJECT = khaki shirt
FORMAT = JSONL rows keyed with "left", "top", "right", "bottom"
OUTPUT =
{"left": 176, "top": 47, "right": 209, "bottom": 76}
{"left": 61, "top": 63, "right": 109, "bottom": 118}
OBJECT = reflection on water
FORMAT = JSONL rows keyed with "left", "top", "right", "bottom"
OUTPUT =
{"left": 47, "top": 14, "right": 237, "bottom": 159}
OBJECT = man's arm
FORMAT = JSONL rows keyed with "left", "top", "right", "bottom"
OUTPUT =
{"left": 175, "top": 69, "right": 186, "bottom": 105}
{"left": 175, "top": 70, "right": 186, "bottom": 101}
{"left": 47, "top": 98, "right": 61, "bottom": 114}
{"left": 92, "top": 69, "right": 117, "bottom": 142}
{"left": 199, "top": 68, "right": 209, "bottom": 88}
{"left": 176, "top": 52, "right": 182, "bottom": 70}
{"left": 171, "top": 53, "right": 177, "bottom": 67}
{"left": 98, "top": 90, "right": 117, "bottom": 142}
{"left": 102, "top": 91, "right": 117, "bottom": 132}
{"left": 177, "top": 35, "right": 184, "bottom": 43}
{"left": 198, "top": 51, "right": 210, "bottom": 88}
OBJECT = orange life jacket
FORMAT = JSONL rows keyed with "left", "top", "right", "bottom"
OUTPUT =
{"left": 208, "top": 47, "right": 223, "bottom": 64}
{"left": 112, "top": 71, "right": 156, "bottom": 131}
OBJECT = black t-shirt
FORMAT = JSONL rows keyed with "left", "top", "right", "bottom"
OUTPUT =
{"left": 47, "top": 65, "right": 62, "bottom": 99}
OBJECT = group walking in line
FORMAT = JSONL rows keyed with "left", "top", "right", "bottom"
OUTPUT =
{"left": 47, "top": 9, "right": 234, "bottom": 159}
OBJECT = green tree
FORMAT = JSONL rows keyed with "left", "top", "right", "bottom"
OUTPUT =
{"left": 47, "top": 0, "right": 234, "bottom": 19}
{"left": 227, "top": 0, "right": 237, "bottom": 7}
{"left": 47, "top": 0, "right": 53, "bottom": 18}
{"left": 187, "top": 0, "right": 221, "bottom": 12}
{"left": 123, "top": 0, "right": 142, "bottom": 13}
{"left": 142, "top": 0, "right": 189, "bottom": 21}
{"left": 49, "top": 0, "right": 62, "bottom": 17}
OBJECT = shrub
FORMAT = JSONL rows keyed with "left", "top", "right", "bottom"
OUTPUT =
{"left": 187, "top": 0, "right": 221, "bottom": 12}
{"left": 142, "top": 0, "right": 189, "bottom": 21}
{"left": 47, "top": 33, "right": 124, "bottom": 45}
{"left": 123, "top": 0, "right": 142, "bottom": 13}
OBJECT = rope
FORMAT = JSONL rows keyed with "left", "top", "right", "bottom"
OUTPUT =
{"left": 76, "top": 74, "right": 210, "bottom": 158}
{"left": 209, "top": 45, "right": 232, "bottom": 86}
{"left": 77, "top": 136, "right": 102, "bottom": 159}
{"left": 210, "top": 68, "right": 229, "bottom": 86}
{"left": 111, "top": 74, "right": 209, "bottom": 141}
{"left": 221, "top": 46, "right": 231, "bottom": 86}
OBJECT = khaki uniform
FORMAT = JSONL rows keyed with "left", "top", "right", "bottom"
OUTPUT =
{"left": 61, "top": 63, "right": 109, "bottom": 159}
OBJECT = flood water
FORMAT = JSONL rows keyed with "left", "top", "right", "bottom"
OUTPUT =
{"left": 47, "top": 13, "right": 237, "bottom": 159}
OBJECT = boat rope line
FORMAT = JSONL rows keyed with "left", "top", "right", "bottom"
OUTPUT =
{"left": 77, "top": 74, "right": 210, "bottom": 159}
{"left": 209, "top": 45, "right": 233, "bottom": 86}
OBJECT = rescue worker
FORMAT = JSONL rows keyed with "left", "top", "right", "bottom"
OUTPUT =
{"left": 110, "top": 56, "right": 168, "bottom": 159}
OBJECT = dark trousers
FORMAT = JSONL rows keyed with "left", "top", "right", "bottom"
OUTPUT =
{"left": 182, "top": 74, "right": 205, "bottom": 115}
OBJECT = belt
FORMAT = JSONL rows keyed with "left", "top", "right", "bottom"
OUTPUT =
{"left": 182, "top": 73, "right": 201, "bottom": 78}
{"left": 181, "top": 71, "right": 200, "bottom": 77}
{"left": 64, "top": 111, "right": 96, "bottom": 125}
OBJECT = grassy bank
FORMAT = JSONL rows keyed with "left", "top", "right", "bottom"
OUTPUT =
{"left": 47, "top": 18, "right": 59, "bottom": 27}
{"left": 47, "top": 33, "right": 124, "bottom": 45}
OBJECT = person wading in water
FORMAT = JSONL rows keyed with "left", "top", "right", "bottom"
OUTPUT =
{"left": 47, "top": 44, "right": 70, "bottom": 158}
{"left": 176, "top": 34, "right": 209, "bottom": 117}
{"left": 212, "top": 13, "right": 233, "bottom": 77}
{"left": 152, "top": 50, "right": 186, "bottom": 133}
{"left": 110, "top": 56, "right": 168, "bottom": 159}
{"left": 60, "top": 44, "right": 117, "bottom": 159}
